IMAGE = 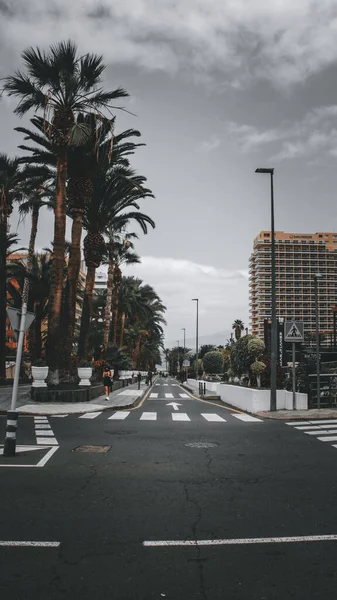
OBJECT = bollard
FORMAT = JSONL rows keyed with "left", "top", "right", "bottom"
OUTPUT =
{"left": 3, "top": 411, "right": 19, "bottom": 456}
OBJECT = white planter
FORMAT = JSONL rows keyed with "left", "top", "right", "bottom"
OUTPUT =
{"left": 78, "top": 367, "right": 93, "bottom": 387}
{"left": 32, "top": 366, "right": 49, "bottom": 388}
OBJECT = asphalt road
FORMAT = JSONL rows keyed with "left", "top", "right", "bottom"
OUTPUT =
{"left": 2, "top": 377, "right": 337, "bottom": 599}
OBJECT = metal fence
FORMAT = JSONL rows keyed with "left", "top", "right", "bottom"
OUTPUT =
{"left": 309, "top": 373, "right": 337, "bottom": 409}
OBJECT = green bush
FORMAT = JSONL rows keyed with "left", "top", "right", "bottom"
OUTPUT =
{"left": 203, "top": 351, "right": 224, "bottom": 375}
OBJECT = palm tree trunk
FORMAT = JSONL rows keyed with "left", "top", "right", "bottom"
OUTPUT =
{"left": 62, "top": 212, "right": 82, "bottom": 365}
{"left": 0, "top": 217, "right": 7, "bottom": 382}
{"left": 47, "top": 149, "right": 67, "bottom": 384}
{"left": 112, "top": 279, "right": 120, "bottom": 346}
{"left": 119, "top": 313, "right": 126, "bottom": 347}
{"left": 77, "top": 266, "right": 96, "bottom": 359}
{"left": 102, "top": 259, "right": 115, "bottom": 356}
{"left": 26, "top": 205, "right": 39, "bottom": 360}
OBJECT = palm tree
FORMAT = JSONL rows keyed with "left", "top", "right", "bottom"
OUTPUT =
{"left": 232, "top": 319, "right": 245, "bottom": 340}
{"left": 0, "top": 155, "right": 24, "bottom": 380}
{"left": 3, "top": 40, "right": 129, "bottom": 383}
{"left": 8, "top": 253, "right": 53, "bottom": 361}
{"left": 78, "top": 167, "right": 155, "bottom": 359}
{"left": 102, "top": 233, "right": 140, "bottom": 355}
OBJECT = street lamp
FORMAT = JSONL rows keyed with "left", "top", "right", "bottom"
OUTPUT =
{"left": 181, "top": 328, "right": 186, "bottom": 381}
{"left": 192, "top": 299, "right": 199, "bottom": 381}
{"left": 255, "top": 167, "right": 277, "bottom": 411}
{"left": 314, "top": 273, "right": 323, "bottom": 408}
{"left": 177, "top": 340, "right": 180, "bottom": 374}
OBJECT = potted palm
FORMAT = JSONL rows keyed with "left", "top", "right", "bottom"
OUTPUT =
{"left": 78, "top": 360, "right": 93, "bottom": 387}
{"left": 31, "top": 358, "right": 49, "bottom": 388}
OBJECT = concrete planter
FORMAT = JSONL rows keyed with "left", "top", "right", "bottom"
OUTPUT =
{"left": 78, "top": 367, "right": 93, "bottom": 387}
{"left": 32, "top": 366, "right": 49, "bottom": 388}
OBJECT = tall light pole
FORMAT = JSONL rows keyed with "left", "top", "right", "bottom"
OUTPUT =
{"left": 255, "top": 167, "right": 277, "bottom": 411}
{"left": 314, "top": 273, "right": 322, "bottom": 409}
{"left": 176, "top": 340, "right": 180, "bottom": 374}
{"left": 192, "top": 299, "right": 199, "bottom": 380}
{"left": 182, "top": 327, "right": 186, "bottom": 382}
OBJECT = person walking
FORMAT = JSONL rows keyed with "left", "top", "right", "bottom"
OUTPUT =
{"left": 103, "top": 367, "right": 112, "bottom": 401}
{"left": 147, "top": 369, "right": 153, "bottom": 386}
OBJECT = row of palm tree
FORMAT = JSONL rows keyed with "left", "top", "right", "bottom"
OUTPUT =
{"left": 1, "top": 40, "right": 165, "bottom": 382}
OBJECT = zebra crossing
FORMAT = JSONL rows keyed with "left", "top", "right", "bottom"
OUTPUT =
{"left": 51, "top": 411, "right": 263, "bottom": 424}
{"left": 286, "top": 420, "right": 337, "bottom": 449}
{"left": 149, "top": 392, "right": 191, "bottom": 399}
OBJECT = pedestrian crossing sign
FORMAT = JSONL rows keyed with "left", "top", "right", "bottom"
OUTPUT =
{"left": 284, "top": 320, "right": 304, "bottom": 342}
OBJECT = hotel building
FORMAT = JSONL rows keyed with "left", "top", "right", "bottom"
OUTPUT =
{"left": 249, "top": 231, "right": 337, "bottom": 342}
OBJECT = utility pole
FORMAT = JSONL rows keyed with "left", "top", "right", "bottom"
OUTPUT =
{"left": 192, "top": 299, "right": 199, "bottom": 380}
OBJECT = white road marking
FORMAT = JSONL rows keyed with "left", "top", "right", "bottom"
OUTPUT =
{"left": 108, "top": 412, "right": 130, "bottom": 420}
{"left": 35, "top": 430, "right": 55, "bottom": 436}
{"left": 143, "top": 534, "right": 337, "bottom": 547}
{"left": 0, "top": 445, "right": 59, "bottom": 468}
{"left": 50, "top": 415, "right": 68, "bottom": 418}
{"left": 36, "top": 438, "right": 58, "bottom": 445}
{"left": 233, "top": 414, "right": 263, "bottom": 422}
{"left": 117, "top": 390, "right": 142, "bottom": 397}
{"left": 34, "top": 418, "right": 49, "bottom": 423}
{"left": 172, "top": 413, "right": 190, "bottom": 422}
{"left": 286, "top": 421, "right": 312, "bottom": 426}
{"left": 164, "top": 384, "right": 169, "bottom": 387}
{"left": 309, "top": 419, "right": 337, "bottom": 425}
{"left": 305, "top": 430, "right": 337, "bottom": 435}
{"left": 165, "top": 393, "right": 174, "bottom": 398}
{"left": 179, "top": 394, "right": 189, "bottom": 399}
{"left": 150, "top": 393, "right": 158, "bottom": 398}
{"left": 317, "top": 436, "right": 337, "bottom": 442}
{"left": 201, "top": 413, "right": 226, "bottom": 422}
{"left": 35, "top": 424, "right": 52, "bottom": 429}
{"left": 0, "top": 540, "right": 60, "bottom": 548}
{"left": 79, "top": 412, "right": 102, "bottom": 419}
{"left": 36, "top": 446, "right": 59, "bottom": 467}
{"left": 140, "top": 412, "right": 157, "bottom": 421}
{"left": 172, "top": 384, "right": 178, "bottom": 387}
{"left": 295, "top": 426, "right": 323, "bottom": 430}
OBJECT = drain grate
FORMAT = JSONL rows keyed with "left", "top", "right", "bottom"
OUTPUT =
{"left": 185, "top": 442, "right": 218, "bottom": 449}
{"left": 74, "top": 445, "right": 111, "bottom": 453}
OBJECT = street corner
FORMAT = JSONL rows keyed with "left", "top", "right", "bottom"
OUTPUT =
{"left": 0, "top": 445, "right": 58, "bottom": 468}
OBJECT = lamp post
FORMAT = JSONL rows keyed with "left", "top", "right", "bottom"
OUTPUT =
{"left": 177, "top": 340, "right": 180, "bottom": 374}
{"left": 255, "top": 167, "right": 277, "bottom": 411}
{"left": 192, "top": 299, "right": 199, "bottom": 381}
{"left": 314, "top": 274, "right": 322, "bottom": 409}
{"left": 182, "top": 328, "right": 186, "bottom": 382}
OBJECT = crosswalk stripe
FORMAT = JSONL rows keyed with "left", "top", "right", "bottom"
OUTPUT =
{"left": 165, "top": 393, "right": 174, "bottom": 398}
{"left": 286, "top": 421, "right": 311, "bottom": 426}
{"left": 309, "top": 419, "right": 337, "bottom": 425}
{"left": 179, "top": 394, "right": 189, "bottom": 398}
{"left": 295, "top": 426, "right": 322, "bottom": 430}
{"left": 150, "top": 393, "right": 158, "bottom": 398}
{"left": 317, "top": 436, "right": 337, "bottom": 442}
{"left": 305, "top": 430, "right": 337, "bottom": 435}
{"left": 172, "top": 413, "right": 190, "bottom": 422}
{"left": 51, "top": 415, "right": 68, "bottom": 418}
{"left": 140, "top": 412, "right": 157, "bottom": 420}
{"left": 233, "top": 414, "right": 263, "bottom": 423}
{"left": 37, "top": 437, "right": 58, "bottom": 445}
{"left": 201, "top": 413, "right": 226, "bottom": 422}
{"left": 79, "top": 412, "right": 102, "bottom": 419}
{"left": 108, "top": 412, "right": 130, "bottom": 420}
{"left": 35, "top": 430, "right": 55, "bottom": 436}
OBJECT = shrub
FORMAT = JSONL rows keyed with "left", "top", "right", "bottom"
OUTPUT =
{"left": 78, "top": 359, "right": 92, "bottom": 368}
{"left": 32, "top": 358, "right": 47, "bottom": 367}
{"left": 203, "top": 351, "right": 224, "bottom": 375}
{"left": 248, "top": 338, "right": 265, "bottom": 360}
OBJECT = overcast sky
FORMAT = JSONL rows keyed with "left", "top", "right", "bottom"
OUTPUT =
{"left": 2, "top": 0, "right": 337, "bottom": 347}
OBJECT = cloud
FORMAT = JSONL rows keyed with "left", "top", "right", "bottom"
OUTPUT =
{"left": 96, "top": 255, "right": 249, "bottom": 341}
{"left": 227, "top": 104, "right": 337, "bottom": 162}
{"left": 1, "top": 1, "right": 337, "bottom": 88}
{"left": 196, "top": 135, "right": 221, "bottom": 153}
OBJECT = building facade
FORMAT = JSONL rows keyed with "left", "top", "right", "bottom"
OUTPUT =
{"left": 249, "top": 231, "right": 337, "bottom": 342}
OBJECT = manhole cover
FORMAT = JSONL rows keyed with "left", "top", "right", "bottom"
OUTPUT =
{"left": 74, "top": 445, "right": 111, "bottom": 453}
{"left": 185, "top": 442, "right": 218, "bottom": 449}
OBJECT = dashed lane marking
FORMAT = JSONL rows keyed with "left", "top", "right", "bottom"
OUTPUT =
{"left": 108, "top": 411, "right": 130, "bottom": 420}
{"left": 79, "top": 412, "right": 103, "bottom": 419}
{"left": 232, "top": 414, "right": 263, "bottom": 423}
{"left": 140, "top": 412, "right": 157, "bottom": 421}
{"left": 172, "top": 413, "right": 190, "bottom": 422}
{"left": 201, "top": 413, "right": 226, "bottom": 422}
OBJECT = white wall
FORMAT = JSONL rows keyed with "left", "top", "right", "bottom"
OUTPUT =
{"left": 187, "top": 379, "right": 308, "bottom": 413}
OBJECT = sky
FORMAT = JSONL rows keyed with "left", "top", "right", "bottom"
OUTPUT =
{"left": 2, "top": 0, "right": 337, "bottom": 347}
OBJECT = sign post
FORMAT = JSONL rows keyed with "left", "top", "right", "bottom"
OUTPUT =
{"left": 284, "top": 320, "right": 304, "bottom": 410}
{"left": 3, "top": 306, "right": 35, "bottom": 456}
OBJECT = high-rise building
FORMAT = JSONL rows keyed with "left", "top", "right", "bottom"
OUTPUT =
{"left": 249, "top": 231, "right": 337, "bottom": 342}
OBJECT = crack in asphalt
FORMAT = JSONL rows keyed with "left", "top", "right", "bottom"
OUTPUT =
{"left": 184, "top": 481, "right": 208, "bottom": 600}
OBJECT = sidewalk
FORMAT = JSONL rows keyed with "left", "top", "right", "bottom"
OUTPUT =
{"left": 0, "top": 381, "right": 151, "bottom": 416}
{"left": 258, "top": 408, "right": 337, "bottom": 420}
